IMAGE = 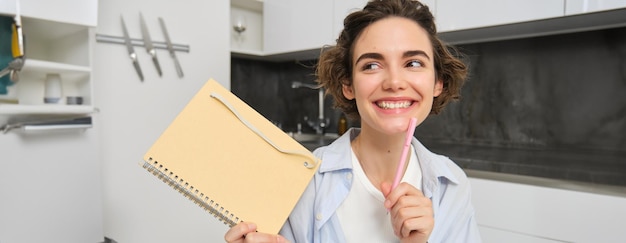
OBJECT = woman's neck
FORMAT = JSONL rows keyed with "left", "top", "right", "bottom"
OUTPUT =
{"left": 352, "top": 126, "right": 410, "bottom": 189}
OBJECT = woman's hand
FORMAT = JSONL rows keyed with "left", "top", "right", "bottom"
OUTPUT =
{"left": 224, "top": 222, "right": 289, "bottom": 243}
{"left": 381, "top": 182, "right": 434, "bottom": 243}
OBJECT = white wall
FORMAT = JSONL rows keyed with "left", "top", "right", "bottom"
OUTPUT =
{"left": 94, "top": 0, "right": 231, "bottom": 242}
{"left": 470, "top": 176, "right": 626, "bottom": 243}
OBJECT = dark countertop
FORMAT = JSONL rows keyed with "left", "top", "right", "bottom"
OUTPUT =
{"left": 296, "top": 136, "right": 626, "bottom": 188}
{"left": 422, "top": 140, "right": 626, "bottom": 187}
{"left": 465, "top": 169, "right": 626, "bottom": 198}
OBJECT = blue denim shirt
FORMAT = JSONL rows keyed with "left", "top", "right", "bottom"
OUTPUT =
{"left": 279, "top": 128, "right": 482, "bottom": 242}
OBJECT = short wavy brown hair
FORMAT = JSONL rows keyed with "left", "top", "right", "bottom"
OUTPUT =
{"left": 317, "top": 0, "right": 468, "bottom": 120}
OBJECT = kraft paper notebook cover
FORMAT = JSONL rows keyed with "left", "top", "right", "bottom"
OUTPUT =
{"left": 141, "top": 79, "right": 320, "bottom": 234}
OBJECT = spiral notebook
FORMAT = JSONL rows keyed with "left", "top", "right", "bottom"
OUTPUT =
{"left": 141, "top": 79, "right": 320, "bottom": 234}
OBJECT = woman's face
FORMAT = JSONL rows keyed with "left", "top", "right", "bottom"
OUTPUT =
{"left": 343, "top": 16, "right": 442, "bottom": 135}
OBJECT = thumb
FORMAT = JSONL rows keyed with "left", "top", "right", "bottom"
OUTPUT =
{"left": 381, "top": 181, "right": 393, "bottom": 198}
{"left": 381, "top": 182, "right": 395, "bottom": 211}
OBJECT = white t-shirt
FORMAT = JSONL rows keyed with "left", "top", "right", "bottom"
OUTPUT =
{"left": 336, "top": 145, "right": 422, "bottom": 243}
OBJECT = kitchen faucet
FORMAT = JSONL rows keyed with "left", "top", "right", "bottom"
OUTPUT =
{"left": 291, "top": 81, "right": 328, "bottom": 134}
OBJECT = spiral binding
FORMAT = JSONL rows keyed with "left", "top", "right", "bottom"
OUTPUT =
{"left": 142, "top": 157, "right": 241, "bottom": 227}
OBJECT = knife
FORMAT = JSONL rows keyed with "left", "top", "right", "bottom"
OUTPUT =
{"left": 121, "top": 15, "right": 144, "bottom": 81}
{"left": 139, "top": 13, "right": 162, "bottom": 76}
{"left": 158, "top": 17, "right": 184, "bottom": 78}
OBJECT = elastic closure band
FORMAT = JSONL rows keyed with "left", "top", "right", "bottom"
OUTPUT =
{"left": 210, "top": 92, "right": 318, "bottom": 169}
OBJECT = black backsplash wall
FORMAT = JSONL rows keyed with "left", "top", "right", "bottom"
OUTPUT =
{"left": 231, "top": 27, "right": 626, "bottom": 186}
{"left": 424, "top": 27, "right": 626, "bottom": 151}
{"left": 231, "top": 58, "right": 344, "bottom": 134}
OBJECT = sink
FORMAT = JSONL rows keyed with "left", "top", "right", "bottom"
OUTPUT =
{"left": 289, "top": 133, "right": 339, "bottom": 150}
{"left": 291, "top": 133, "right": 339, "bottom": 142}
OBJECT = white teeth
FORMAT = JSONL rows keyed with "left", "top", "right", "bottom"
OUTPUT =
{"left": 376, "top": 101, "right": 412, "bottom": 109}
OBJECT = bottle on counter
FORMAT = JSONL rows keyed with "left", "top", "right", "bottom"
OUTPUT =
{"left": 338, "top": 113, "right": 348, "bottom": 136}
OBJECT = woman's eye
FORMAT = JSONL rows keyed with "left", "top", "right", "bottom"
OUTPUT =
{"left": 362, "top": 63, "right": 380, "bottom": 71}
{"left": 407, "top": 60, "right": 423, "bottom": 68}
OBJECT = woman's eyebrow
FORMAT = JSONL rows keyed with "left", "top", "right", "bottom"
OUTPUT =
{"left": 403, "top": 50, "right": 430, "bottom": 59}
{"left": 355, "top": 50, "right": 431, "bottom": 65}
{"left": 354, "top": 52, "right": 383, "bottom": 65}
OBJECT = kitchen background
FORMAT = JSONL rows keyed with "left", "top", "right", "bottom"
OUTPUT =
{"left": 1, "top": 0, "right": 626, "bottom": 243}
{"left": 232, "top": 26, "right": 626, "bottom": 187}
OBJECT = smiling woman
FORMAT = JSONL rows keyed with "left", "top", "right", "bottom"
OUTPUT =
{"left": 344, "top": 17, "right": 441, "bottom": 135}
{"left": 226, "top": 0, "right": 481, "bottom": 243}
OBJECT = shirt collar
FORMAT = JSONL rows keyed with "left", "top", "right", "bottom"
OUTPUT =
{"left": 316, "top": 128, "right": 460, "bottom": 187}
{"left": 315, "top": 128, "right": 357, "bottom": 173}
{"left": 413, "top": 137, "right": 460, "bottom": 185}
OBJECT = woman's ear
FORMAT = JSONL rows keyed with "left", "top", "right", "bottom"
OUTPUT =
{"left": 342, "top": 83, "right": 355, "bottom": 100}
{"left": 433, "top": 79, "right": 443, "bottom": 97}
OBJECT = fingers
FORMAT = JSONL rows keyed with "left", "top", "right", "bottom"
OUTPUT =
{"left": 224, "top": 222, "right": 257, "bottom": 243}
{"left": 224, "top": 222, "right": 289, "bottom": 243}
{"left": 383, "top": 182, "right": 433, "bottom": 240}
{"left": 383, "top": 182, "right": 425, "bottom": 210}
{"left": 396, "top": 206, "right": 434, "bottom": 238}
{"left": 389, "top": 200, "right": 433, "bottom": 238}
{"left": 243, "top": 232, "right": 289, "bottom": 243}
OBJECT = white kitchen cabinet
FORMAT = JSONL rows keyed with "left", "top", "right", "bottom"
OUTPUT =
{"left": 0, "top": 0, "right": 97, "bottom": 26}
{"left": 238, "top": 0, "right": 624, "bottom": 61}
{"left": 420, "top": 0, "right": 437, "bottom": 13}
{"left": 332, "top": 0, "right": 436, "bottom": 48}
{"left": 0, "top": 1, "right": 102, "bottom": 242}
{"left": 332, "top": 0, "right": 366, "bottom": 42}
{"left": 230, "top": 0, "right": 264, "bottom": 57}
{"left": 235, "top": 0, "right": 441, "bottom": 60}
{"left": 469, "top": 173, "right": 626, "bottom": 242}
{"left": 0, "top": 0, "right": 17, "bottom": 16}
{"left": 0, "top": 17, "right": 95, "bottom": 126}
{"left": 231, "top": 3, "right": 264, "bottom": 56}
{"left": 565, "top": 0, "right": 626, "bottom": 15}
{"left": 263, "top": 0, "right": 436, "bottom": 58}
{"left": 434, "top": 0, "right": 564, "bottom": 32}
{"left": 263, "top": 0, "right": 334, "bottom": 55}
{"left": 0, "top": 0, "right": 97, "bottom": 131}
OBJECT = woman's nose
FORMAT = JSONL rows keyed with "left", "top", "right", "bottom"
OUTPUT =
{"left": 382, "top": 67, "right": 408, "bottom": 91}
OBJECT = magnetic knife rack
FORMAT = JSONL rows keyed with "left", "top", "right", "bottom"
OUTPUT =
{"left": 95, "top": 34, "right": 190, "bottom": 53}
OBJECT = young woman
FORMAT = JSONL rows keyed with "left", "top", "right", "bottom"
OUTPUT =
{"left": 225, "top": 0, "right": 481, "bottom": 242}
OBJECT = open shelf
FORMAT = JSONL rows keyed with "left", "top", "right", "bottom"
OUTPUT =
{"left": 0, "top": 104, "right": 96, "bottom": 115}
{"left": 22, "top": 59, "right": 91, "bottom": 74}
{"left": 0, "top": 16, "right": 95, "bottom": 131}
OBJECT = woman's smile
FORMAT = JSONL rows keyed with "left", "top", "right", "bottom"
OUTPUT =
{"left": 375, "top": 100, "right": 414, "bottom": 109}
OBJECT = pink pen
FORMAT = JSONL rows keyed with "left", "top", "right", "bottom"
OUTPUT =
{"left": 391, "top": 117, "right": 418, "bottom": 190}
